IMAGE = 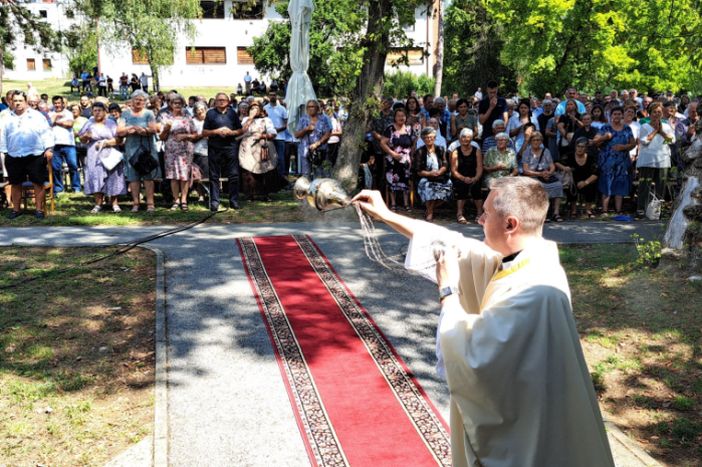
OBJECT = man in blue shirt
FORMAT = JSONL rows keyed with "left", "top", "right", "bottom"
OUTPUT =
{"left": 264, "top": 92, "right": 289, "bottom": 183}
{"left": 0, "top": 91, "right": 54, "bottom": 219}
{"left": 555, "top": 87, "right": 587, "bottom": 116}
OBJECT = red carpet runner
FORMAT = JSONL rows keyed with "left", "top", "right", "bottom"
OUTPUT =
{"left": 238, "top": 234, "right": 451, "bottom": 467}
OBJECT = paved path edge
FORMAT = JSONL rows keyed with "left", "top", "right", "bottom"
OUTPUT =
{"left": 605, "top": 420, "right": 662, "bottom": 466}
{"left": 140, "top": 245, "right": 168, "bottom": 467}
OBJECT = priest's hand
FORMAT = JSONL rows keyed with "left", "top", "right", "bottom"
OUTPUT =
{"left": 435, "top": 244, "right": 460, "bottom": 290}
{"left": 352, "top": 190, "right": 392, "bottom": 221}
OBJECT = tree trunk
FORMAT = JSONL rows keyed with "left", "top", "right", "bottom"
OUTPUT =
{"left": 433, "top": 0, "right": 444, "bottom": 97}
{"left": 333, "top": 0, "right": 392, "bottom": 192}
{"left": 149, "top": 61, "right": 160, "bottom": 93}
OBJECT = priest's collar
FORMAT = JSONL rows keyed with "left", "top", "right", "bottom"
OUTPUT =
{"left": 501, "top": 250, "right": 522, "bottom": 264}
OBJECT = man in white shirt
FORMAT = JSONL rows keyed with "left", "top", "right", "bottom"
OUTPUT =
{"left": 1, "top": 91, "right": 54, "bottom": 219}
{"left": 49, "top": 96, "right": 80, "bottom": 194}
{"left": 264, "top": 92, "right": 289, "bottom": 181}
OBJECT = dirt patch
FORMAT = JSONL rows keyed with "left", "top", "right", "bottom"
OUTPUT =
{"left": 0, "top": 247, "right": 156, "bottom": 465}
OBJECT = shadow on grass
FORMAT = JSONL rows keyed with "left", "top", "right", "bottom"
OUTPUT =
{"left": 562, "top": 244, "right": 702, "bottom": 465}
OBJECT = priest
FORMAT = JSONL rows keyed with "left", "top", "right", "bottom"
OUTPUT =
{"left": 352, "top": 177, "right": 614, "bottom": 467}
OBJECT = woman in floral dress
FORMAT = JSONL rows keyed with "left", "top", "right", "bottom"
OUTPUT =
{"left": 79, "top": 102, "right": 126, "bottom": 213}
{"left": 415, "top": 127, "right": 452, "bottom": 222}
{"left": 593, "top": 106, "right": 636, "bottom": 215}
{"left": 380, "top": 108, "right": 414, "bottom": 210}
{"left": 159, "top": 94, "right": 198, "bottom": 210}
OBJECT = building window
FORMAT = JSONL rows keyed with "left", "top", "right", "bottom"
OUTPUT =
{"left": 42, "top": 59, "right": 52, "bottom": 71}
{"left": 38, "top": 10, "right": 48, "bottom": 18}
{"left": 231, "top": 0, "right": 264, "bottom": 19}
{"left": 132, "top": 48, "right": 149, "bottom": 65}
{"left": 200, "top": 1, "right": 224, "bottom": 19}
{"left": 387, "top": 47, "right": 424, "bottom": 66}
{"left": 236, "top": 47, "right": 254, "bottom": 65}
{"left": 27, "top": 58, "right": 36, "bottom": 71}
{"left": 186, "top": 47, "right": 227, "bottom": 65}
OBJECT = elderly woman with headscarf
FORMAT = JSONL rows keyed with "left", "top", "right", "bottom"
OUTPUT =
{"left": 239, "top": 101, "right": 278, "bottom": 201}
{"left": 294, "top": 99, "right": 332, "bottom": 177}
{"left": 159, "top": 93, "right": 198, "bottom": 211}
{"left": 414, "top": 126, "right": 452, "bottom": 222}
{"left": 117, "top": 90, "right": 161, "bottom": 212}
{"left": 79, "top": 101, "right": 127, "bottom": 213}
{"left": 450, "top": 128, "right": 483, "bottom": 224}
{"left": 482, "top": 131, "right": 518, "bottom": 193}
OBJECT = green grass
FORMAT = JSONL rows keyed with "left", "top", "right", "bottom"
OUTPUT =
{"left": 562, "top": 244, "right": 702, "bottom": 465}
{"left": 0, "top": 246, "right": 155, "bottom": 465}
{"left": 0, "top": 190, "right": 304, "bottom": 226}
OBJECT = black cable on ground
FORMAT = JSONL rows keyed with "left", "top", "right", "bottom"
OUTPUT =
{"left": 0, "top": 206, "right": 228, "bottom": 291}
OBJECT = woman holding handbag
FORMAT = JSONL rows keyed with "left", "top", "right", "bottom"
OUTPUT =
{"left": 238, "top": 101, "right": 278, "bottom": 201}
{"left": 79, "top": 102, "right": 126, "bottom": 213}
{"left": 117, "top": 90, "right": 161, "bottom": 212}
{"left": 522, "top": 131, "right": 564, "bottom": 222}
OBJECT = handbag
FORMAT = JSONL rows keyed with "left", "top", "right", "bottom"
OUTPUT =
{"left": 98, "top": 147, "right": 123, "bottom": 171}
{"left": 129, "top": 138, "right": 159, "bottom": 175}
{"left": 533, "top": 149, "right": 559, "bottom": 184}
{"left": 646, "top": 192, "right": 662, "bottom": 220}
{"left": 309, "top": 147, "right": 326, "bottom": 166}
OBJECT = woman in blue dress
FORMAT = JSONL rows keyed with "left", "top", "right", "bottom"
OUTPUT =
{"left": 593, "top": 107, "right": 636, "bottom": 215}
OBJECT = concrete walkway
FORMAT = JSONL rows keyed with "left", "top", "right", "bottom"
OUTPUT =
{"left": 0, "top": 219, "right": 666, "bottom": 466}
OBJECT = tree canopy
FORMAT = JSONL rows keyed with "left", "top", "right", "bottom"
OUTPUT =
{"left": 484, "top": 0, "right": 702, "bottom": 96}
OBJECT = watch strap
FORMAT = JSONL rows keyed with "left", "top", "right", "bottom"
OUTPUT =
{"left": 439, "top": 285, "right": 459, "bottom": 301}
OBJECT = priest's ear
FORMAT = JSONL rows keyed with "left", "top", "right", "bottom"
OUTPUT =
{"left": 505, "top": 215, "right": 520, "bottom": 232}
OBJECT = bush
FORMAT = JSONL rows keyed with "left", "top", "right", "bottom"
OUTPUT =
{"left": 383, "top": 71, "right": 435, "bottom": 100}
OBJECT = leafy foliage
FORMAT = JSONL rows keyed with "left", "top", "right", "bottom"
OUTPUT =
{"left": 64, "top": 23, "right": 98, "bottom": 75}
{"left": 383, "top": 70, "right": 434, "bottom": 99}
{"left": 73, "top": 0, "right": 202, "bottom": 91}
{"left": 443, "top": 0, "right": 517, "bottom": 96}
{"left": 248, "top": 0, "right": 366, "bottom": 97}
{"left": 483, "top": 0, "right": 702, "bottom": 95}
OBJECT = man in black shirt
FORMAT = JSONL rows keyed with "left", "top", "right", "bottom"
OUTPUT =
{"left": 203, "top": 93, "right": 251, "bottom": 210}
{"left": 479, "top": 80, "right": 509, "bottom": 139}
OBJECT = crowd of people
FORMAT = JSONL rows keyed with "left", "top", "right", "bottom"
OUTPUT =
{"left": 0, "top": 84, "right": 345, "bottom": 218}
{"left": 364, "top": 81, "right": 700, "bottom": 223}
{"left": 0, "top": 78, "right": 700, "bottom": 221}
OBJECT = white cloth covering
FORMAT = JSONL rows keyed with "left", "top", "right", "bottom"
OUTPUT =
{"left": 285, "top": 0, "right": 317, "bottom": 136}
{"left": 406, "top": 223, "right": 614, "bottom": 467}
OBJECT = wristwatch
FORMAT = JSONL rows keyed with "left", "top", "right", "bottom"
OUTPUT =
{"left": 439, "top": 285, "right": 459, "bottom": 301}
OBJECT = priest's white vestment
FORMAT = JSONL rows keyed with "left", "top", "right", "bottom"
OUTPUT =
{"left": 407, "top": 228, "right": 614, "bottom": 467}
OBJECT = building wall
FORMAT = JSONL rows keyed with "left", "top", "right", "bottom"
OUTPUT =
{"left": 4, "top": 0, "right": 75, "bottom": 81}
{"left": 5, "top": 0, "right": 438, "bottom": 87}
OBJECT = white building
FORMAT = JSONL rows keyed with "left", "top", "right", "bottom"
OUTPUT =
{"left": 3, "top": 0, "right": 75, "bottom": 81}
{"left": 5, "top": 0, "right": 442, "bottom": 88}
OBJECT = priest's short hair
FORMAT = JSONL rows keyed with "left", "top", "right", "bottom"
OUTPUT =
{"left": 489, "top": 177, "right": 549, "bottom": 234}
